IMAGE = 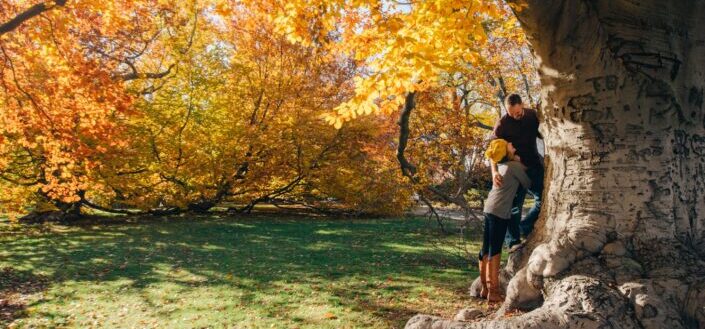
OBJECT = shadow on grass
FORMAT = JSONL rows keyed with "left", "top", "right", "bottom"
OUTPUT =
{"left": 0, "top": 215, "right": 477, "bottom": 327}
{"left": 0, "top": 267, "right": 50, "bottom": 326}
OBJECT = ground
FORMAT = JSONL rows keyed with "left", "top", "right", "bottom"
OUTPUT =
{"left": 0, "top": 215, "right": 485, "bottom": 328}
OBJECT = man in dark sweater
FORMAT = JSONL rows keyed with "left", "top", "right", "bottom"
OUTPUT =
{"left": 491, "top": 94, "right": 544, "bottom": 249}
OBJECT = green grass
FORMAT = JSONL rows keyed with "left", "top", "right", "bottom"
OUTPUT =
{"left": 0, "top": 216, "right": 482, "bottom": 328}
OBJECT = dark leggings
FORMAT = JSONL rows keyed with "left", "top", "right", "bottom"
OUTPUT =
{"left": 479, "top": 213, "right": 509, "bottom": 260}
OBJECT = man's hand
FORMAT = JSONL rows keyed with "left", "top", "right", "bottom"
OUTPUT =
{"left": 492, "top": 172, "right": 503, "bottom": 187}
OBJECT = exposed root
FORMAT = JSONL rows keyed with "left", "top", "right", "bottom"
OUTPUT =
{"left": 406, "top": 276, "right": 640, "bottom": 329}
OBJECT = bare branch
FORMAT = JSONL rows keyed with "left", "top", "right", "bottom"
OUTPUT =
{"left": 120, "top": 63, "right": 176, "bottom": 81}
{"left": 0, "top": 0, "right": 67, "bottom": 36}
{"left": 397, "top": 92, "right": 418, "bottom": 178}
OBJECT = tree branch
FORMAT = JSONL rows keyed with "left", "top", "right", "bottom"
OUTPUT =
{"left": 396, "top": 92, "right": 481, "bottom": 223}
{"left": 397, "top": 92, "right": 418, "bottom": 178}
{"left": 0, "top": 0, "right": 67, "bottom": 36}
{"left": 474, "top": 121, "right": 494, "bottom": 130}
{"left": 120, "top": 63, "right": 176, "bottom": 81}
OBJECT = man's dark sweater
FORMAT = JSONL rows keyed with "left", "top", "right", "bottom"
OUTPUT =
{"left": 493, "top": 108, "right": 542, "bottom": 168}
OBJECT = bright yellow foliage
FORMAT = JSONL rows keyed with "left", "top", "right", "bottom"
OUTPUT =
{"left": 0, "top": 1, "right": 412, "bottom": 217}
{"left": 257, "top": 0, "right": 524, "bottom": 124}
{"left": 0, "top": 0, "right": 537, "bottom": 218}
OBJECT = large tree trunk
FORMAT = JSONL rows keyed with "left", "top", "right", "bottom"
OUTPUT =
{"left": 406, "top": 1, "right": 705, "bottom": 328}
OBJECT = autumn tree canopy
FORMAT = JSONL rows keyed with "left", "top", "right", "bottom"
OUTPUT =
{"left": 0, "top": 0, "right": 533, "bottom": 220}
{"left": 0, "top": 1, "right": 426, "bottom": 218}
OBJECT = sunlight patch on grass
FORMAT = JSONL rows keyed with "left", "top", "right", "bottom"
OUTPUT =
{"left": 304, "top": 241, "right": 342, "bottom": 251}
{"left": 314, "top": 228, "right": 353, "bottom": 235}
{"left": 379, "top": 242, "right": 432, "bottom": 253}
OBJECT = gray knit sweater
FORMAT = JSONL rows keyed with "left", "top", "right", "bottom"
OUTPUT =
{"left": 483, "top": 161, "right": 531, "bottom": 219}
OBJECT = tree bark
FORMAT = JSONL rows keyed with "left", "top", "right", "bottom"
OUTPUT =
{"left": 406, "top": 1, "right": 705, "bottom": 328}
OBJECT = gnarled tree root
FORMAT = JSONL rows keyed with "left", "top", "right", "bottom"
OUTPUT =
{"left": 411, "top": 215, "right": 705, "bottom": 329}
{"left": 407, "top": 275, "right": 641, "bottom": 329}
{"left": 409, "top": 255, "right": 705, "bottom": 329}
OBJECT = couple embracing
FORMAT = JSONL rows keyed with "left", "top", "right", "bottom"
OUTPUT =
{"left": 477, "top": 94, "right": 544, "bottom": 302}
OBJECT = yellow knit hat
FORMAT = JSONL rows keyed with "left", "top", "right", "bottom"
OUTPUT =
{"left": 485, "top": 139, "right": 508, "bottom": 164}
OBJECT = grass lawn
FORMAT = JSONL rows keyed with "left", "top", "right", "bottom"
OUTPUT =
{"left": 0, "top": 215, "right": 483, "bottom": 328}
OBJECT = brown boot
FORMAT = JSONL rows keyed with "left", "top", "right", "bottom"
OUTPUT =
{"left": 479, "top": 255, "right": 488, "bottom": 298}
{"left": 486, "top": 254, "right": 504, "bottom": 303}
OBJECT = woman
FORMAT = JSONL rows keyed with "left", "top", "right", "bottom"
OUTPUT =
{"left": 479, "top": 139, "right": 531, "bottom": 302}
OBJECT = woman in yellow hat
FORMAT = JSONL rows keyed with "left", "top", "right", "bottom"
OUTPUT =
{"left": 478, "top": 139, "right": 531, "bottom": 302}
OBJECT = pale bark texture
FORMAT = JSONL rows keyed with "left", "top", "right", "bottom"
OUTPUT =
{"left": 406, "top": 1, "right": 705, "bottom": 328}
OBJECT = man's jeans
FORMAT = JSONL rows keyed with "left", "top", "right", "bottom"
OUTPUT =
{"left": 506, "top": 164, "right": 544, "bottom": 247}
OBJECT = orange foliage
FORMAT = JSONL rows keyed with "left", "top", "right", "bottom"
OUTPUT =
{"left": 0, "top": 1, "right": 411, "bottom": 217}
{"left": 0, "top": 0, "right": 538, "bottom": 218}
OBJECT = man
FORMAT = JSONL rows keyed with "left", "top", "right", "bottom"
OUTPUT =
{"left": 491, "top": 94, "right": 544, "bottom": 250}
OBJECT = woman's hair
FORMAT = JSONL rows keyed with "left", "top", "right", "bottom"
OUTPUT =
{"left": 498, "top": 155, "right": 509, "bottom": 164}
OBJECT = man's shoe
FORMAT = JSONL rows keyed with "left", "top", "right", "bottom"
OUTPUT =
{"left": 508, "top": 241, "right": 524, "bottom": 254}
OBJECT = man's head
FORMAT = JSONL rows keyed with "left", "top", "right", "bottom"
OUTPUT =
{"left": 506, "top": 94, "right": 524, "bottom": 120}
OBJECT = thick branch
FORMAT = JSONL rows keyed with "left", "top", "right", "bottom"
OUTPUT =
{"left": 0, "top": 0, "right": 67, "bottom": 36}
{"left": 397, "top": 92, "right": 418, "bottom": 178}
{"left": 396, "top": 92, "right": 480, "bottom": 221}
{"left": 120, "top": 63, "right": 176, "bottom": 81}
{"left": 231, "top": 131, "right": 342, "bottom": 214}
{"left": 80, "top": 198, "right": 141, "bottom": 215}
{"left": 473, "top": 119, "right": 493, "bottom": 131}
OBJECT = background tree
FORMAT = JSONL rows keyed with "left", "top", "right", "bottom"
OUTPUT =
{"left": 0, "top": 0, "right": 170, "bottom": 218}
{"left": 0, "top": 1, "right": 411, "bottom": 219}
{"left": 79, "top": 4, "right": 412, "bottom": 217}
